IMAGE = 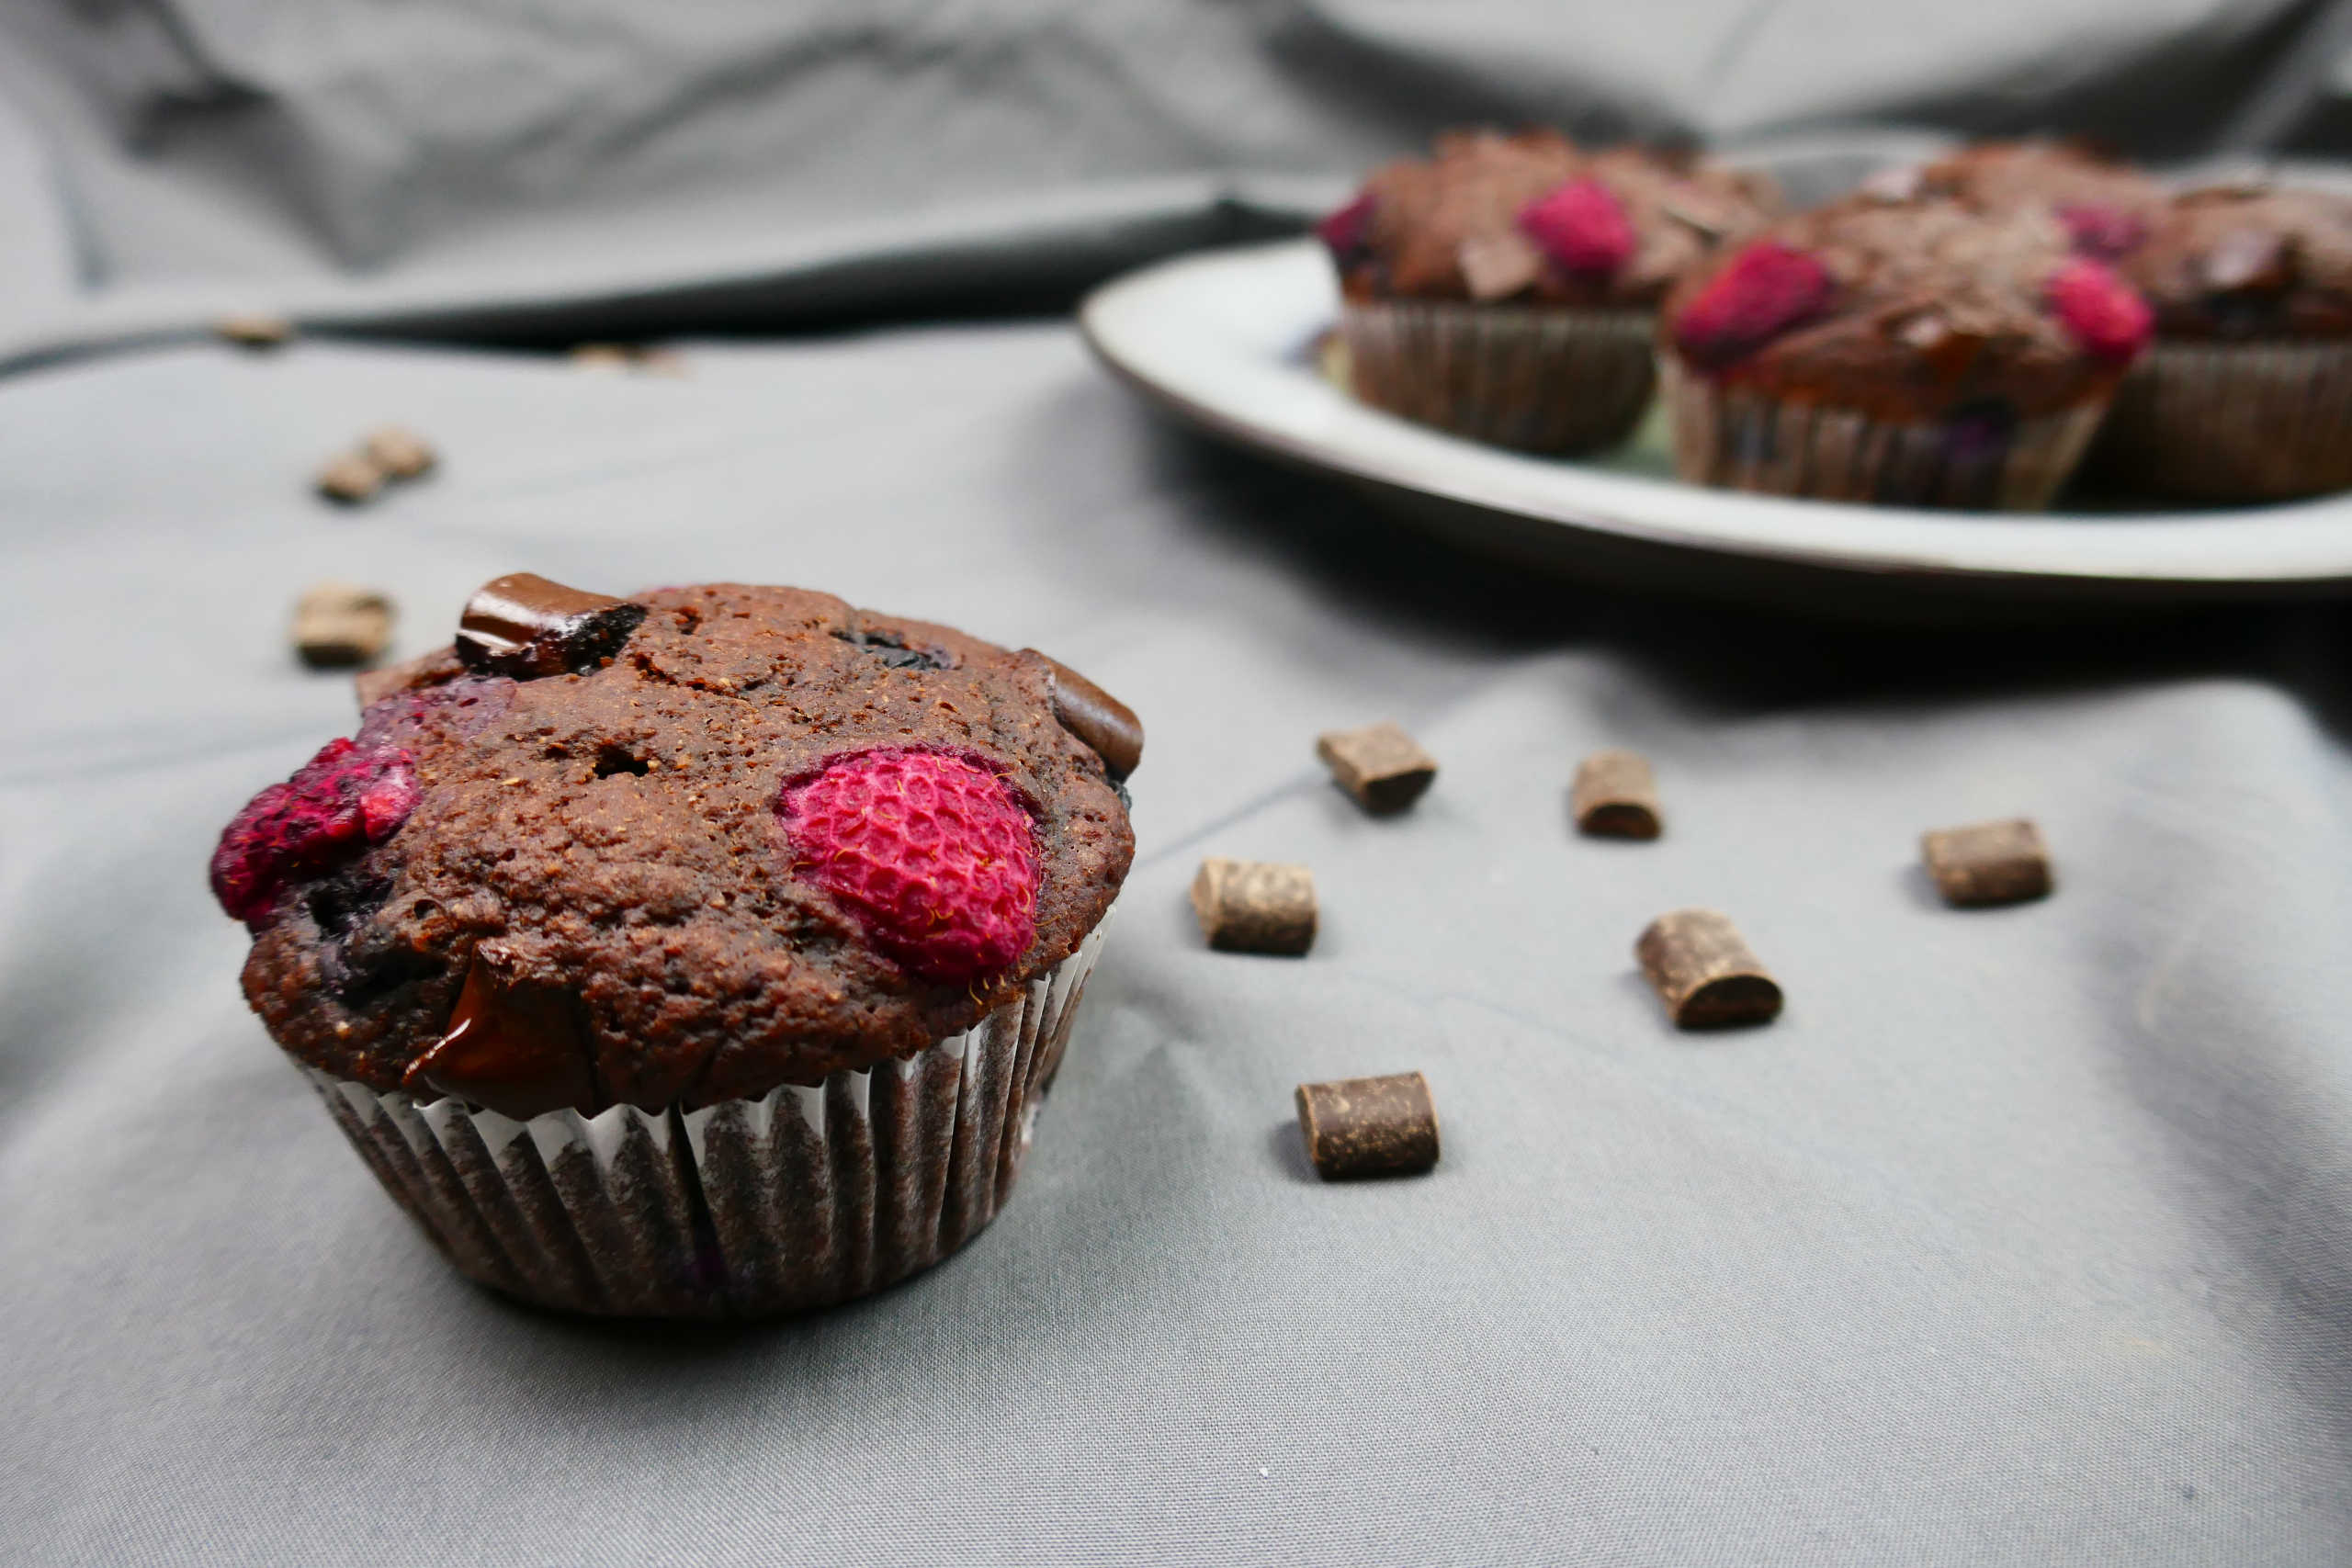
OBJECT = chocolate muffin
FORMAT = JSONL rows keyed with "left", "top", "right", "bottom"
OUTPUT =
{"left": 210, "top": 574, "right": 1139, "bottom": 1317}
{"left": 1658, "top": 197, "right": 2154, "bottom": 509}
{"left": 1318, "top": 129, "right": 1779, "bottom": 453}
{"left": 2092, "top": 184, "right": 2352, "bottom": 499}
{"left": 1891, "top": 140, "right": 2166, "bottom": 262}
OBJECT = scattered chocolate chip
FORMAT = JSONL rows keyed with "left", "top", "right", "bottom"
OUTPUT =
{"left": 363, "top": 424, "right": 436, "bottom": 479}
{"left": 1921, "top": 818, "right": 2052, "bottom": 907}
{"left": 1192, "top": 857, "right": 1317, "bottom": 955}
{"left": 1571, "top": 750, "right": 1663, "bottom": 840}
{"left": 1635, "top": 909, "right": 1782, "bottom": 1028}
{"left": 1457, "top": 230, "right": 1544, "bottom": 300}
{"left": 1295, "top": 1072, "right": 1440, "bottom": 1180}
{"left": 315, "top": 450, "right": 388, "bottom": 505}
{"left": 214, "top": 313, "right": 293, "bottom": 349}
{"left": 403, "top": 952, "right": 599, "bottom": 1119}
{"left": 1028, "top": 651, "right": 1143, "bottom": 780}
{"left": 455, "top": 572, "right": 648, "bottom": 678}
{"left": 292, "top": 581, "right": 393, "bottom": 669}
{"left": 1316, "top": 721, "right": 1436, "bottom": 815}
{"left": 354, "top": 645, "right": 466, "bottom": 710}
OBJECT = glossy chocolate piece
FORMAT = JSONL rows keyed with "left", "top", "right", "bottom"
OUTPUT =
{"left": 1192, "top": 857, "right": 1317, "bottom": 955}
{"left": 455, "top": 572, "right": 647, "bottom": 678}
{"left": 2199, "top": 229, "right": 2293, "bottom": 295}
{"left": 1571, "top": 749, "right": 1663, "bottom": 840}
{"left": 1029, "top": 651, "right": 1143, "bottom": 779}
{"left": 403, "top": 953, "right": 599, "bottom": 1118}
{"left": 1635, "top": 908, "right": 1782, "bottom": 1028}
{"left": 1317, "top": 721, "right": 1438, "bottom": 815}
{"left": 315, "top": 451, "right": 386, "bottom": 505}
{"left": 1295, "top": 1072, "right": 1440, "bottom": 1179}
{"left": 292, "top": 582, "right": 394, "bottom": 670}
{"left": 363, "top": 424, "right": 436, "bottom": 479}
{"left": 1921, "top": 818, "right": 2052, "bottom": 907}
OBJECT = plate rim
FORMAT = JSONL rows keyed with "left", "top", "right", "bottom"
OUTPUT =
{"left": 1079, "top": 237, "right": 2352, "bottom": 594}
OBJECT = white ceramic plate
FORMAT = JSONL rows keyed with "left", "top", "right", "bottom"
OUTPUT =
{"left": 1079, "top": 238, "right": 2352, "bottom": 611}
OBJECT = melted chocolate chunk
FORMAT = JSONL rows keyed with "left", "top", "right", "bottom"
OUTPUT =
{"left": 307, "top": 872, "right": 392, "bottom": 938}
{"left": 832, "top": 627, "right": 954, "bottom": 671}
{"left": 403, "top": 953, "right": 599, "bottom": 1118}
{"left": 1028, "top": 652, "right": 1144, "bottom": 780}
{"left": 455, "top": 573, "right": 647, "bottom": 679}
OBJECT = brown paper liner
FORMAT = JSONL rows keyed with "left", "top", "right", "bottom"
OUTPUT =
{"left": 1340, "top": 299, "right": 1657, "bottom": 454}
{"left": 2088, "top": 336, "right": 2352, "bottom": 502}
{"left": 1662, "top": 358, "right": 2109, "bottom": 511}
{"left": 305, "top": 916, "right": 1111, "bottom": 1318}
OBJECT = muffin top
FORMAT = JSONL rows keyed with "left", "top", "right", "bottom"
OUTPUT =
{"left": 2116, "top": 185, "right": 2352, "bottom": 336}
{"left": 1661, "top": 197, "right": 2154, "bottom": 421}
{"left": 1319, "top": 129, "right": 1781, "bottom": 308}
{"left": 213, "top": 578, "right": 1138, "bottom": 1118}
{"left": 1895, "top": 140, "right": 2165, "bottom": 260}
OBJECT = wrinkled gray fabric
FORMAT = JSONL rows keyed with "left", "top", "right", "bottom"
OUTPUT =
{"left": 3, "top": 325, "right": 2350, "bottom": 1567}
{"left": 4, "top": 4, "right": 2352, "bottom": 1564}
{"left": 3, "top": 1, "right": 2352, "bottom": 359}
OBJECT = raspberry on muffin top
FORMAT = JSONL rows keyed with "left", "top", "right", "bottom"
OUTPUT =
{"left": 2116, "top": 184, "right": 2352, "bottom": 337}
{"left": 214, "top": 580, "right": 1137, "bottom": 1119}
{"left": 1663, "top": 197, "right": 2154, "bottom": 422}
{"left": 1320, "top": 129, "right": 1780, "bottom": 308}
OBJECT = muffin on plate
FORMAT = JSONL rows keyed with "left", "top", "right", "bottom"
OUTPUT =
{"left": 2091, "top": 184, "right": 2352, "bottom": 500}
{"left": 1659, "top": 197, "right": 2153, "bottom": 509}
{"left": 1885, "top": 139, "right": 2166, "bottom": 262}
{"left": 1319, "top": 129, "right": 1779, "bottom": 453}
{"left": 211, "top": 574, "right": 1139, "bottom": 1317}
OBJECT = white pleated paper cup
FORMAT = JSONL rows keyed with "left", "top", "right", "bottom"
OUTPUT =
{"left": 1340, "top": 299, "right": 1657, "bottom": 454}
{"left": 2089, "top": 335, "right": 2352, "bottom": 501}
{"left": 1661, "top": 356, "right": 2109, "bottom": 512}
{"left": 306, "top": 913, "right": 1113, "bottom": 1319}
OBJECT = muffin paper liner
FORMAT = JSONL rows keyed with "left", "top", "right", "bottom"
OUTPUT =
{"left": 305, "top": 914, "right": 1112, "bottom": 1319}
{"left": 1340, "top": 299, "right": 1657, "bottom": 454}
{"left": 2089, "top": 336, "right": 2352, "bottom": 502}
{"left": 1662, "top": 358, "right": 2108, "bottom": 511}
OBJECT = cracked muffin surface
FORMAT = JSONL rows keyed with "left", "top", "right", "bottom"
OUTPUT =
{"left": 226, "top": 582, "right": 1135, "bottom": 1114}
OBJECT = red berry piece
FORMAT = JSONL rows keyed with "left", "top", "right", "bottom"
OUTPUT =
{"left": 2056, "top": 203, "right": 2147, "bottom": 262}
{"left": 777, "top": 748, "right": 1040, "bottom": 986}
{"left": 210, "top": 739, "right": 422, "bottom": 926}
{"left": 2045, "top": 258, "right": 2154, "bottom": 362}
{"left": 1516, "top": 178, "right": 1635, "bottom": 277}
{"left": 1673, "top": 243, "right": 1833, "bottom": 370}
{"left": 1317, "top": 192, "right": 1375, "bottom": 263}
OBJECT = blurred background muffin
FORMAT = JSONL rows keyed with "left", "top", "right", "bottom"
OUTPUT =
{"left": 1321, "top": 129, "right": 1779, "bottom": 454}
{"left": 1658, "top": 197, "right": 2153, "bottom": 509}
{"left": 2091, "top": 184, "right": 2352, "bottom": 500}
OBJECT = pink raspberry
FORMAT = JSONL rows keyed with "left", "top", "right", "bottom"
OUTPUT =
{"left": 1674, "top": 242, "right": 1833, "bottom": 370}
{"left": 777, "top": 748, "right": 1040, "bottom": 986}
{"left": 1317, "top": 191, "right": 1375, "bottom": 262}
{"left": 2056, "top": 203, "right": 2147, "bottom": 263}
{"left": 1516, "top": 178, "right": 1634, "bottom": 276}
{"left": 209, "top": 739, "right": 421, "bottom": 926}
{"left": 2046, "top": 258, "right": 2153, "bottom": 362}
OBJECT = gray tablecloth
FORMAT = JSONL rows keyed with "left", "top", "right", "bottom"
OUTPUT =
{"left": 4, "top": 5, "right": 2352, "bottom": 1564}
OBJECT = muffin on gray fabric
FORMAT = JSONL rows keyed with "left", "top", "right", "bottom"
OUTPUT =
{"left": 210, "top": 574, "right": 1139, "bottom": 1317}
